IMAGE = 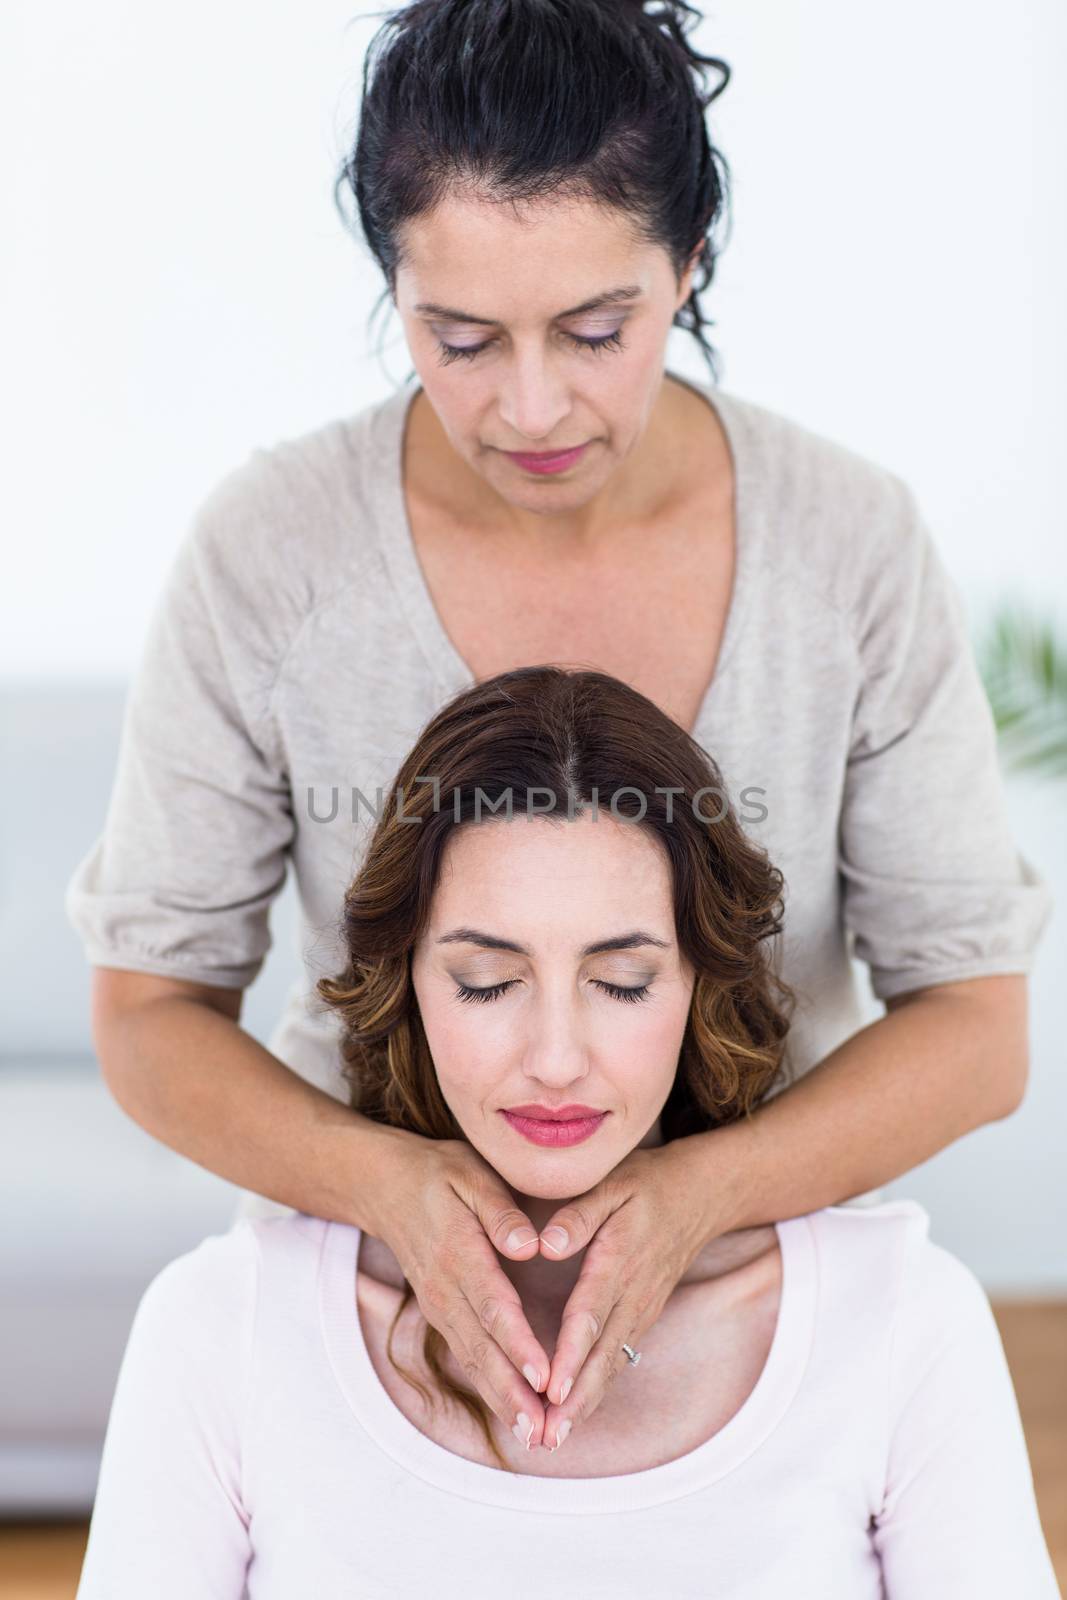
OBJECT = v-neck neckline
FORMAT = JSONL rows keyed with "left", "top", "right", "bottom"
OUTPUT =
{"left": 367, "top": 369, "right": 760, "bottom": 740}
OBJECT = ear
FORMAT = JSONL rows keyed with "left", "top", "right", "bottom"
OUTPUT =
{"left": 676, "top": 243, "right": 703, "bottom": 310}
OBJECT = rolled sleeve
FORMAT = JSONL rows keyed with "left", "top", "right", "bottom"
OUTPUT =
{"left": 838, "top": 481, "right": 1053, "bottom": 1001}
{"left": 65, "top": 470, "right": 296, "bottom": 990}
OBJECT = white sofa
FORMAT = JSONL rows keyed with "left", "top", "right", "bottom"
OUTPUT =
{"left": 0, "top": 684, "right": 299, "bottom": 1514}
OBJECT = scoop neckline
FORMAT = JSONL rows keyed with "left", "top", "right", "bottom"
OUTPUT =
{"left": 317, "top": 1210, "right": 816, "bottom": 1514}
{"left": 367, "top": 371, "right": 760, "bottom": 742}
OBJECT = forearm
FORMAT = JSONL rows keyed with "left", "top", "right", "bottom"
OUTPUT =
{"left": 702, "top": 976, "right": 1029, "bottom": 1234}
{"left": 97, "top": 995, "right": 409, "bottom": 1232}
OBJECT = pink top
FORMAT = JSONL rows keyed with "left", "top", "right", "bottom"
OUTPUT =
{"left": 75, "top": 1199, "right": 1059, "bottom": 1598}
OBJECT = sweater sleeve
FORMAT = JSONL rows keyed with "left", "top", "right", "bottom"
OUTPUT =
{"left": 75, "top": 1222, "right": 259, "bottom": 1599}
{"left": 838, "top": 477, "right": 1053, "bottom": 1000}
{"left": 872, "top": 1212, "right": 1060, "bottom": 1597}
{"left": 64, "top": 456, "right": 299, "bottom": 990}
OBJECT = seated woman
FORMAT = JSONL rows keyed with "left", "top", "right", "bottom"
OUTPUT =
{"left": 75, "top": 666, "right": 1057, "bottom": 1598}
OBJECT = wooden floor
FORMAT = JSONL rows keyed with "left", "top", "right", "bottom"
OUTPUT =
{"left": 993, "top": 1300, "right": 1067, "bottom": 1591}
{"left": 1, "top": 1302, "right": 1064, "bottom": 1597}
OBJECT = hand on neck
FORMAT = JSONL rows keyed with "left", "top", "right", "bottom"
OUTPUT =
{"left": 496, "top": 1116, "right": 665, "bottom": 1308}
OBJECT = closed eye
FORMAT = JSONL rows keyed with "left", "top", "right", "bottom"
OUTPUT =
{"left": 436, "top": 328, "right": 625, "bottom": 366}
{"left": 453, "top": 978, "right": 651, "bottom": 1005}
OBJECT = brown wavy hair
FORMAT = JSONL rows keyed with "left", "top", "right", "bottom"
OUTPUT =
{"left": 317, "top": 665, "right": 795, "bottom": 1470}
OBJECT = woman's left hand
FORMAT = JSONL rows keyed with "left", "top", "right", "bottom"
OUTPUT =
{"left": 535, "top": 1135, "right": 722, "bottom": 1446}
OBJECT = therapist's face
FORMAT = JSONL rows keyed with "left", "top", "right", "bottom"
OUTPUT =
{"left": 410, "top": 811, "right": 696, "bottom": 1200}
{"left": 392, "top": 190, "right": 698, "bottom": 515}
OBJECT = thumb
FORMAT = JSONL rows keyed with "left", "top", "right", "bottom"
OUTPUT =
{"left": 472, "top": 1190, "right": 541, "bottom": 1260}
{"left": 538, "top": 1188, "right": 615, "bottom": 1260}
{"left": 446, "top": 1149, "right": 541, "bottom": 1260}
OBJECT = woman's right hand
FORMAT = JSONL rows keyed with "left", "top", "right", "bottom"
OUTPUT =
{"left": 365, "top": 1129, "right": 553, "bottom": 1445}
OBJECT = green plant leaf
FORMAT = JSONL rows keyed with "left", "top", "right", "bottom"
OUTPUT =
{"left": 975, "top": 602, "right": 1067, "bottom": 781}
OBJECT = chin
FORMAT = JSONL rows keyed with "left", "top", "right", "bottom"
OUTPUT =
{"left": 508, "top": 1175, "right": 598, "bottom": 1205}
{"left": 497, "top": 1152, "right": 614, "bottom": 1201}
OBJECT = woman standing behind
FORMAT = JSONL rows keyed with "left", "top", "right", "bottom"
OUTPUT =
{"left": 67, "top": 0, "right": 1052, "bottom": 1451}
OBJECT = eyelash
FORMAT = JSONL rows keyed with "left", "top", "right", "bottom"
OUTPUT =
{"left": 454, "top": 978, "right": 651, "bottom": 1006}
{"left": 436, "top": 329, "right": 625, "bottom": 366}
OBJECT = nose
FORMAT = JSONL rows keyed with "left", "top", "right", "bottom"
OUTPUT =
{"left": 496, "top": 349, "right": 573, "bottom": 444}
{"left": 519, "top": 985, "right": 592, "bottom": 1092}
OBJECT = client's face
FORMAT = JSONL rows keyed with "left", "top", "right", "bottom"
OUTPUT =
{"left": 410, "top": 811, "right": 696, "bottom": 1201}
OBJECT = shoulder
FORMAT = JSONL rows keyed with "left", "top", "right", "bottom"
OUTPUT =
{"left": 809, "top": 1195, "right": 936, "bottom": 1259}
{"left": 811, "top": 1205, "right": 1024, "bottom": 1486}
{"left": 719, "top": 387, "right": 915, "bottom": 530}
{"left": 806, "top": 1199, "right": 991, "bottom": 1336}
{"left": 131, "top": 1213, "right": 329, "bottom": 1355}
{"left": 193, "top": 405, "right": 379, "bottom": 549}
{"left": 175, "top": 395, "right": 395, "bottom": 657}
{"left": 716, "top": 388, "right": 930, "bottom": 620}
{"left": 132, "top": 1218, "right": 262, "bottom": 1342}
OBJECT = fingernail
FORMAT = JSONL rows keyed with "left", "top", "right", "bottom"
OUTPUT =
{"left": 522, "top": 1363, "right": 542, "bottom": 1391}
{"left": 512, "top": 1411, "right": 535, "bottom": 1449}
{"left": 507, "top": 1228, "right": 538, "bottom": 1251}
{"left": 540, "top": 1226, "right": 569, "bottom": 1253}
{"left": 550, "top": 1418, "right": 572, "bottom": 1452}
{"left": 560, "top": 1376, "right": 573, "bottom": 1404}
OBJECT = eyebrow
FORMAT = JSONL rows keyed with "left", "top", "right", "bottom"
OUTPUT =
{"left": 436, "top": 927, "right": 671, "bottom": 958}
{"left": 412, "top": 284, "right": 645, "bottom": 327}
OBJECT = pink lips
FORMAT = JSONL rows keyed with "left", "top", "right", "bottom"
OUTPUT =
{"left": 500, "top": 1109, "right": 609, "bottom": 1147}
{"left": 504, "top": 443, "right": 589, "bottom": 475}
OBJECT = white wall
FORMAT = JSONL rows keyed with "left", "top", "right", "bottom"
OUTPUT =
{"left": 5, "top": 0, "right": 1066, "bottom": 676}
{"left": 5, "top": 1, "right": 1065, "bottom": 1286}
